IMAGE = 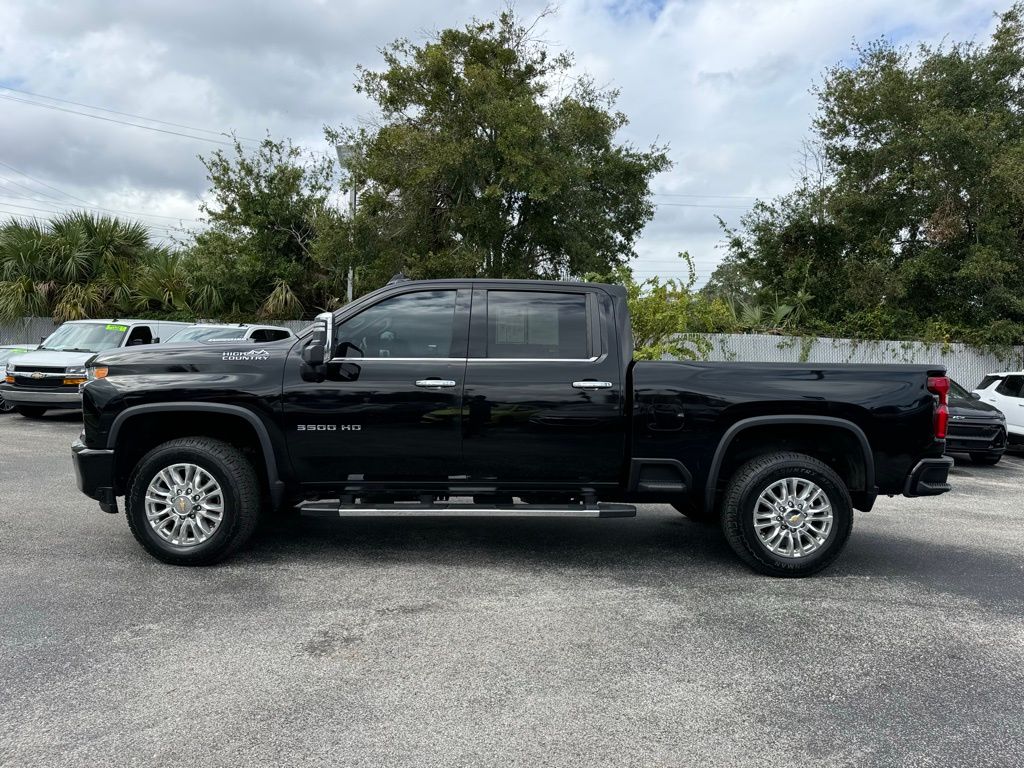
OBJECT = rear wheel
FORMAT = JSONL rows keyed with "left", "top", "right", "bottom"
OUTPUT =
{"left": 16, "top": 406, "right": 47, "bottom": 418}
{"left": 969, "top": 452, "right": 1002, "bottom": 466}
{"left": 721, "top": 452, "right": 853, "bottom": 577}
{"left": 125, "top": 437, "right": 261, "bottom": 565}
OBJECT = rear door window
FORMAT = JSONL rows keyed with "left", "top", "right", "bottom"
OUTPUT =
{"left": 996, "top": 375, "right": 1024, "bottom": 398}
{"left": 485, "top": 291, "right": 590, "bottom": 359}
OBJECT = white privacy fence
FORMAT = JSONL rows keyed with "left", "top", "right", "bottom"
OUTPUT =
{"left": 3, "top": 318, "right": 1020, "bottom": 387}
{"left": 694, "top": 333, "right": 1024, "bottom": 389}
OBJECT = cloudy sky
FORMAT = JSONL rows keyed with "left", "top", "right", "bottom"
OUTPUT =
{"left": 0, "top": 0, "right": 1006, "bottom": 283}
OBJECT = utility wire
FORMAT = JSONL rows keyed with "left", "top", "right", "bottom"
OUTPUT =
{"left": 655, "top": 202, "right": 752, "bottom": 210}
{"left": 0, "top": 160, "right": 97, "bottom": 206}
{"left": 0, "top": 93, "right": 236, "bottom": 146}
{"left": 653, "top": 192, "right": 760, "bottom": 200}
{"left": 0, "top": 200, "right": 185, "bottom": 234}
{"left": 0, "top": 161, "right": 203, "bottom": 223}
{"left": 0, "top": 192, "right": 201, "bottom": 225}
{"left": 0, "top": 85, "right": 262, "bottom": 143}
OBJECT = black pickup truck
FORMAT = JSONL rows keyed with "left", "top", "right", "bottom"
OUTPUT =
{"left": 72, "top": 278, "right": 953, "bottom": 576}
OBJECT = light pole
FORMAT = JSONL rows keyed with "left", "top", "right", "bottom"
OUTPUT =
{"left": 335, "top": 143, "right": 358, "bottom": 303}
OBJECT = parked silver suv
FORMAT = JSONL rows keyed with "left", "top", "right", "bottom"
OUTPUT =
{"left": 165, "top": 323, "right": 295, "bottom": 345}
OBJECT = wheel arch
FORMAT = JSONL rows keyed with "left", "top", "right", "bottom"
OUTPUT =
{"left": 108, "top": 403, "right": 286, "bottom": 507}
{"left": 704, "top": 415, "right": 876, "bottom": 513}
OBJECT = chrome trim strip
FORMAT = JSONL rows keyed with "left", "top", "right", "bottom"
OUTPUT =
{"left": 327, "top": 356, "right": 600, "bottom": 363}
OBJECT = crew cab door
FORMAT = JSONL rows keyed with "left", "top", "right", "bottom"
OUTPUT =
{"left": 461, "top": 286, "right": 626, "bottom": 487}
{"left": 282, "top": 288, "right": 470, "bottom": 487}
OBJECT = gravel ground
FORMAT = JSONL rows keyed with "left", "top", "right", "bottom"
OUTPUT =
{"left": 1, "top": 411, "right": 1022, "bottom": 768}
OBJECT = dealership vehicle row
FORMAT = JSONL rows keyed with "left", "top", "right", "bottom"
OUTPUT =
{"left": 1, "top": 320, "right": 293, "bottom": 417}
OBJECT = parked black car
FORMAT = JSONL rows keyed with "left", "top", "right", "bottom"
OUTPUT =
{"left": 945, "top": 379, "right": 1007, "bottom": 465}
{"left": 72, "top": 278, "right": 953, "bottom": 577}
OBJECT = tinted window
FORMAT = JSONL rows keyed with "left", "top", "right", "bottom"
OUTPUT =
{"left": 126, "top": 326, "right": 153, "bottom": 346}
{"left": 996, "top": 375, "right": 1024, "bottom": 398}
{"left": 265, "top": 329, "right": 292, "bottom": 341}
{"left": 977, "top": 375, "right": 1001, "bottom": 390}
{"left": 167, "top": 327, "right": 245, "bottom": 343}
{"left": 335, "top": 290, "right": 457, "bottom": 358}
{"left": 948, "top": 379, "right": 972, "bottom": 400}
{"left": 486, "top": 291, "right": 589, "bottom": 359}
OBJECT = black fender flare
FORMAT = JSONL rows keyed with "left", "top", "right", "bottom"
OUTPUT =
{"left": 704, "top": 415, "right": 875, "bottom": 511}
{"left": 107, "top": 402, "right": 286, "bottom": 507}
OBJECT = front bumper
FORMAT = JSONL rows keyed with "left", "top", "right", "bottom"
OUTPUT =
{"left": 903, "top": 456, "right": 954, "bottom": 497}
{"left": 946, "top": 420, "right": 1007, "bottom": 455}
{"left": 0, "top": 384, "right": 82, "bottom": 409}
{"left": 71, "top": 438, "right": 118, "bottom": 513}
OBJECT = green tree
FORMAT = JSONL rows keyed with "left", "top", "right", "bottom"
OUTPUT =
{"left": 184, "top": 138, "right": 347, "bottom": 319}
{"left": 591, "top": 253, "right": 735, "bottom": 360}
{"left": 708, "top": 3, "right": 1024, "bottom": 345}
{"left": 329, "top": 10, "right": 670, "bottom": 287}
{"left": 0, "top": 212, "right": 181, "bottom": 322}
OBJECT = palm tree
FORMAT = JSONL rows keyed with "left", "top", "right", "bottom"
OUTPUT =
{"left": 0, "top": 212, "right": 212, "bottom": 322}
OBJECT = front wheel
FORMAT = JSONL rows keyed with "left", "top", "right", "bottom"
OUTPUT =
{"left": 125, "top": 437, "right": 261, "bottom": 565}
{"left": 0, "top": 395, "right": 14, "bottom": 413}
{"left": 16, "top": 406, "right": 47, "bottom": 418}
{"left": 721, "top": 452, "right": 853, "bottom": 577}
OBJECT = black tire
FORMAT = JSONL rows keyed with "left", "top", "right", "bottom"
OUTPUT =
{"left": 125, "top": 437, "right": 261, "bottom": 565}
{"left": 0, "top": 395, "right": 13, "bottom": 413}
{"left": 969, "top": 452, "right": 1002, "bottom": 466}
{"left": 671, "top": 499, "right": 717, "bottom": 524}
{"left": 15, "top": 406, "right": 47, "bottom": 418}
{"left": 721, "top": 451, "right": 853, "bottom": 578}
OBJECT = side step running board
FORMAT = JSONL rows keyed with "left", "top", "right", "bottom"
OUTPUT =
{"left": 298, "top": 500, "right": 637, "bottom": 519}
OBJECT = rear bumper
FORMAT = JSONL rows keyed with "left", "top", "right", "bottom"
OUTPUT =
{"left": 0, "top": 384, "right": 81, "bottom": 408}
{"left": 903, "top": 456, "right": 954, "bottom": 497}
{"left": 71, "top": 438, "right": 118, "bottom": 513}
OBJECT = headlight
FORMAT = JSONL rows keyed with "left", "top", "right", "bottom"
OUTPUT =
{"left": 66, "top": 366, "right": 87, "bottom": 376}
{"left": 87, "top": 366, "right": 109, "bottom": 381}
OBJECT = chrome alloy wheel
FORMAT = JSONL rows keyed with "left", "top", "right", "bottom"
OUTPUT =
{"left": 753, "top": 477, "right": 833, "bottom": 558}
{"left": 144, "top": 463, "right": 224, "bottom": 548}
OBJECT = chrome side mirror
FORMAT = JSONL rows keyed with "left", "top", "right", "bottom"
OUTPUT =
{"left": 300, "top": 311, "right": 334, "bottom": 381}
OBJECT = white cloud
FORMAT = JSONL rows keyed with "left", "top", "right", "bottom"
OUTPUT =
{"left": 0, "top": 0, "right": 1008, "bottom": 279}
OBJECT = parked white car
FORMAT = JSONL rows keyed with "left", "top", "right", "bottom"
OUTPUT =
{"left": 973, "top": 372, "right": 1024, "bottom": 447}
{"left": 0, "top": 319, "right": 191, "bottom": 418}
{"left": 165, "top": 323, "right": 295, "bottom": 345}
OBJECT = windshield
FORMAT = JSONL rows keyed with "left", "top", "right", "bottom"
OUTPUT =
{"left": 948, "top": 379, "right": 972, "bottom": 399}
{"left": 167, "top": 326, "right": 246, "bottom": 343}
{"left": 39, "top": 323, "right": 128, "bottom": 353}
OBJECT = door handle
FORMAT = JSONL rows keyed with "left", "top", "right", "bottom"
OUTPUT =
{"left": 415, "top": 379, "right": 457, "bottom": 388}
{"left": 572, "top": 380, "right": 613, "bottom": 390}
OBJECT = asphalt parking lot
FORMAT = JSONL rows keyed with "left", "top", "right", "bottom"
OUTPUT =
{"left": 1, "top": 412, "right": 1023, "bottom": 768}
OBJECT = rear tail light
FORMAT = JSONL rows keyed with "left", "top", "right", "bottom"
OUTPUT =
{"left": 928, "top": 375, "right": 950, "bottom": 439}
